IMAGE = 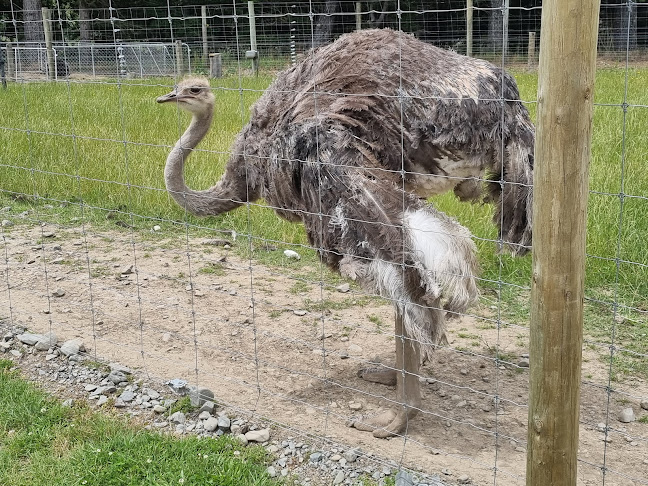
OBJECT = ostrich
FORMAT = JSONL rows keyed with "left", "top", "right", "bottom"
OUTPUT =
{"left": 157, "top": 29, "right": 533, "bottom": 437}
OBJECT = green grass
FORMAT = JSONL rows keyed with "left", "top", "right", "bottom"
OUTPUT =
{"left": 1, "top": 68, "right": 647, "bottom": 377}
{"left": 0, "top": 359, "right": 281, "bottom": 486}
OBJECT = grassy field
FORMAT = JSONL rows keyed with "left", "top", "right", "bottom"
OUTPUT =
{"left": 0, "top": 359, "right": 282, "bottom": 486}
{"left": 0, "top": 69, "right": 647, "bottom": 374}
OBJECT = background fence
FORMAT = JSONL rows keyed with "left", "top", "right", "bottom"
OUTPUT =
{"left": 2, "top": 1, "right": 648, "bottom": 79}
{"left": 1, "top": 2, "right": 647, "bottom": 486}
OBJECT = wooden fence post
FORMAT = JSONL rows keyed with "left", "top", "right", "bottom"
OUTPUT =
{"left": 527, "top": 31, "right": 536, "bottom": 69}
{"left": 174, "top": 39, "right": 184, "bottom": 76}
{"left": 209, "top": 53, "right": 222, "bottom": 78}
{"left": 42, "top": 7, "right": 55, "bottom": 80}
{"left": 527, "top": 0, "right": 601, "bottom": 484}
{"left": 6, "top": 43, "right": 14, "bottom": 80}
{"left": 466, "top": 0, "right": 473, "bottom": 57}
{"left": 201, "top": 6, "right": 209, "bottom": 70}
{"left": 356, "top": 2, "right": 362, "bottom": 31}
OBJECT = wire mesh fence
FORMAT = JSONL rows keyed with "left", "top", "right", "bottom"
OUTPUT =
{"left": 1, "top": 2, "right": 647, "bottom": 486}
{"left": 2, "top": 2, "right": 648, "bottom": 78}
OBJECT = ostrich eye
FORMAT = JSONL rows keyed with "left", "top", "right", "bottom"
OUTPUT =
{"left": 189, "top": 87, "right": 202, "bottom": 94}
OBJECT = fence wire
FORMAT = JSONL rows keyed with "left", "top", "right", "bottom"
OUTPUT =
{"left": 1, "top": 2, "right": 647, "bottom": 486}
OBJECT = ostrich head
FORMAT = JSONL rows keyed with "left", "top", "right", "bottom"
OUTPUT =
{"left": 156, "top": 77, "right": 215, "bottom": 117}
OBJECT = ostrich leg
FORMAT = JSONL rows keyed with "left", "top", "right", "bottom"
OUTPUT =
{"left": 353, "top": 308, "right": 422, "bottom": 438}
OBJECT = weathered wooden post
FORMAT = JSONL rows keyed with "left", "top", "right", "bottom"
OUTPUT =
{"left": 174, "top": 39, "right": 184, "bottom": 76}
{"left": 209, "top": 53, "right": 222, "bottom": 78}
{"left": 356, "top": 2, "right": 362, "bottom": 31}
{"left": 42, "top": 7, "right": 55, "bottom": 80}
{"left": 527, "top": 0, "right": 600, "bottom": 484}
{"left": 527, "top": 31, "right": 536, "bottom": 69}
{"left": 201, "top": 5, "right": 209, "bottom": 70}
{"left": 502, "top": 0, "right": 510, "bottom": 60}
{"left": 247, "top": 1, "right": 258, "bottom": 76}
{"left": 6, "top": 43, "right": 14, "bottom": 80}
{"left": 466, "top": 0, "right": 473, "bottom": 57}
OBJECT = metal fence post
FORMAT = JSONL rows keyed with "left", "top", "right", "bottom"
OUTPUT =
{"left": 248, "top": 1, "right": 258, "bottom": 76}
{"left": 527, "top": 0, "right": 601, "bottom": 484}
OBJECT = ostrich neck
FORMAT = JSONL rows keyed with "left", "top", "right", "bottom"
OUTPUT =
{"left": 164, "top": 110, "right": 246, "bottom": 217}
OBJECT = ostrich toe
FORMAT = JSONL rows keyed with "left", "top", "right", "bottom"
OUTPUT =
{"left": 357, "top": 366, "right": 398, "bottom": 386}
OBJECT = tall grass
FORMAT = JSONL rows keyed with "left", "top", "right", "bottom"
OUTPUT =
{"left": 1, "top": 69, "right": 647, "bottom": 308}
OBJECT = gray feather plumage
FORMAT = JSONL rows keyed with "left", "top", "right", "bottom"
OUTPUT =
{"left": 161, "top": 29, "right": 538, "bottom": 353}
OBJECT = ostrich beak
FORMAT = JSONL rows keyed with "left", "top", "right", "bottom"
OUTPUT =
{"left": 156, "top": 90, "right": 178, "bottom": 104}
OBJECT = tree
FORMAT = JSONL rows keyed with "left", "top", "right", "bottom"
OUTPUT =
{"left": 23, "top": 0, "right": 44, "bottom": 44}
{"left": 487, "top": 0, "right": 507, "bottom": 51}
{"left": 313, "top": 0, "right": 339, "bottom": 46}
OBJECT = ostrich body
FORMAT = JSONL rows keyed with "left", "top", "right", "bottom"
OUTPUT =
{"left": 157, "top": 28, "right": 533, "bottom": 437}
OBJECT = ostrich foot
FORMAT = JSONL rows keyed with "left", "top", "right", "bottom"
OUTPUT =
{"left": 356, "top": 367, "right": 397, "bottom": 386}
{"left": 352, "top": 409, "right": 412, "bottom": 438}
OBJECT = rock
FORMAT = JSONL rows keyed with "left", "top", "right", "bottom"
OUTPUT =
{"left": 96, "top": 395, "right": 108, "bottom": 406}
{"left": 142, "top": 388, "right": 160, "bottom": 400}
{"left": 0, "top": 341, "right": 11, "bottom": 352}
{"left": 85, "top": 384, "right": 98, "bottom": 392}
{"left": 52, "top": 288, "right": 66, "bottom": 298}
{"left": 167, "top": 378, "right": 187, "bottom": 392}
{"left": 333, "top": 471, "right": 345, "bottom": 485}
{"left": 343, "top": 450, "right": 359, "bottom": 463}
{"left": 107, "top": 371, "right": 128, "bottom": 384}
{"left": 109, "top": 363, "right": 132, "bottom": 374}
{"left": 62, "top": 399, "right": 74, "bottom": 407}
{"left": 204, "top": 417, "right": 219, "bottom": 432}
{"left": 1, "top": 220, "right": 13, "bottom": 227}
{"left": 309, "top": 452, "right": 323, "bottom": 463}
{"left": 153, "top": 225, "right": 161, "bottom": 232}
{"left": 458, "top": 474, "right": 471, "bottom": 484}
{"left": 169, "top": 411, "right": 186, "bottom": 424}
{"left": 347, "top": 344, "right": 363, "bottom": 355}
{"left": 198, "top": 411, "right": 211, "bottom": 420}
{"left": 153, "top": 405, "right": 167, "bottom": 414}
{"left": 199, "top": 401, "right": 215, "bottom": 414}
{"left": 235, "top": 434, "right": 248, "bottom": 446}
{"left": 618, "top": 408, "right": 635, "bottom": 423}
{"left": 17, "top": 333, "right": 42, "bottom": 346}
{"left": 641, "top": 399, "right": 648, "bottom": 411}
{"left": 217, "top": 416, "right": 231, "bottom": 431}
{"left": 119, "top": 390, "right": 135, "bottom": 402}
{"left": 283, "top": 250, "right": 300, "bottom": 260}
{"left": 121, "top": 264, "right": 134, "bottom": 275}
{"left": 396, "top": 471, "right": 415, "bottom": 486}
{"left": 9, "top": 349, "right": 21, "bottom": 358}
{"left": 245, "top": 428, "right": 270, "bottom": 443}
{"left": 518, "top": 358, "right": 530, "bottom": 368}
{"left": 189, "top": 387, "right": 215, "bottom": 407}
{"left": 293, "top": 310, "right": 307, "bottom": 316}
{"left": 336, "top": 283, "right": 350, "bottom": 293}
{"left": 266, "top": 466, "right": 277, "bottom": 478}
{"left": 34, "top": 333, "right": 57, "bottom": 351}
{"left": 349, "top": 402, "right": 363, "bottom": 411}
{"left": 60, "top": 339, "right": 85, "bottom": 356}
{"left": 113, "top": 398, "right": 127, "bottom": 408}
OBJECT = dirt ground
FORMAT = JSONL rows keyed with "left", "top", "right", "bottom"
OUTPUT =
{"left": 1, "top": 223, "right": 647, "bottom": 486}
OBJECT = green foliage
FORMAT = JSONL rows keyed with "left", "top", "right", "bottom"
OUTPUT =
{"left": 0, "top": 367, "right": 280, "bottom": 486}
